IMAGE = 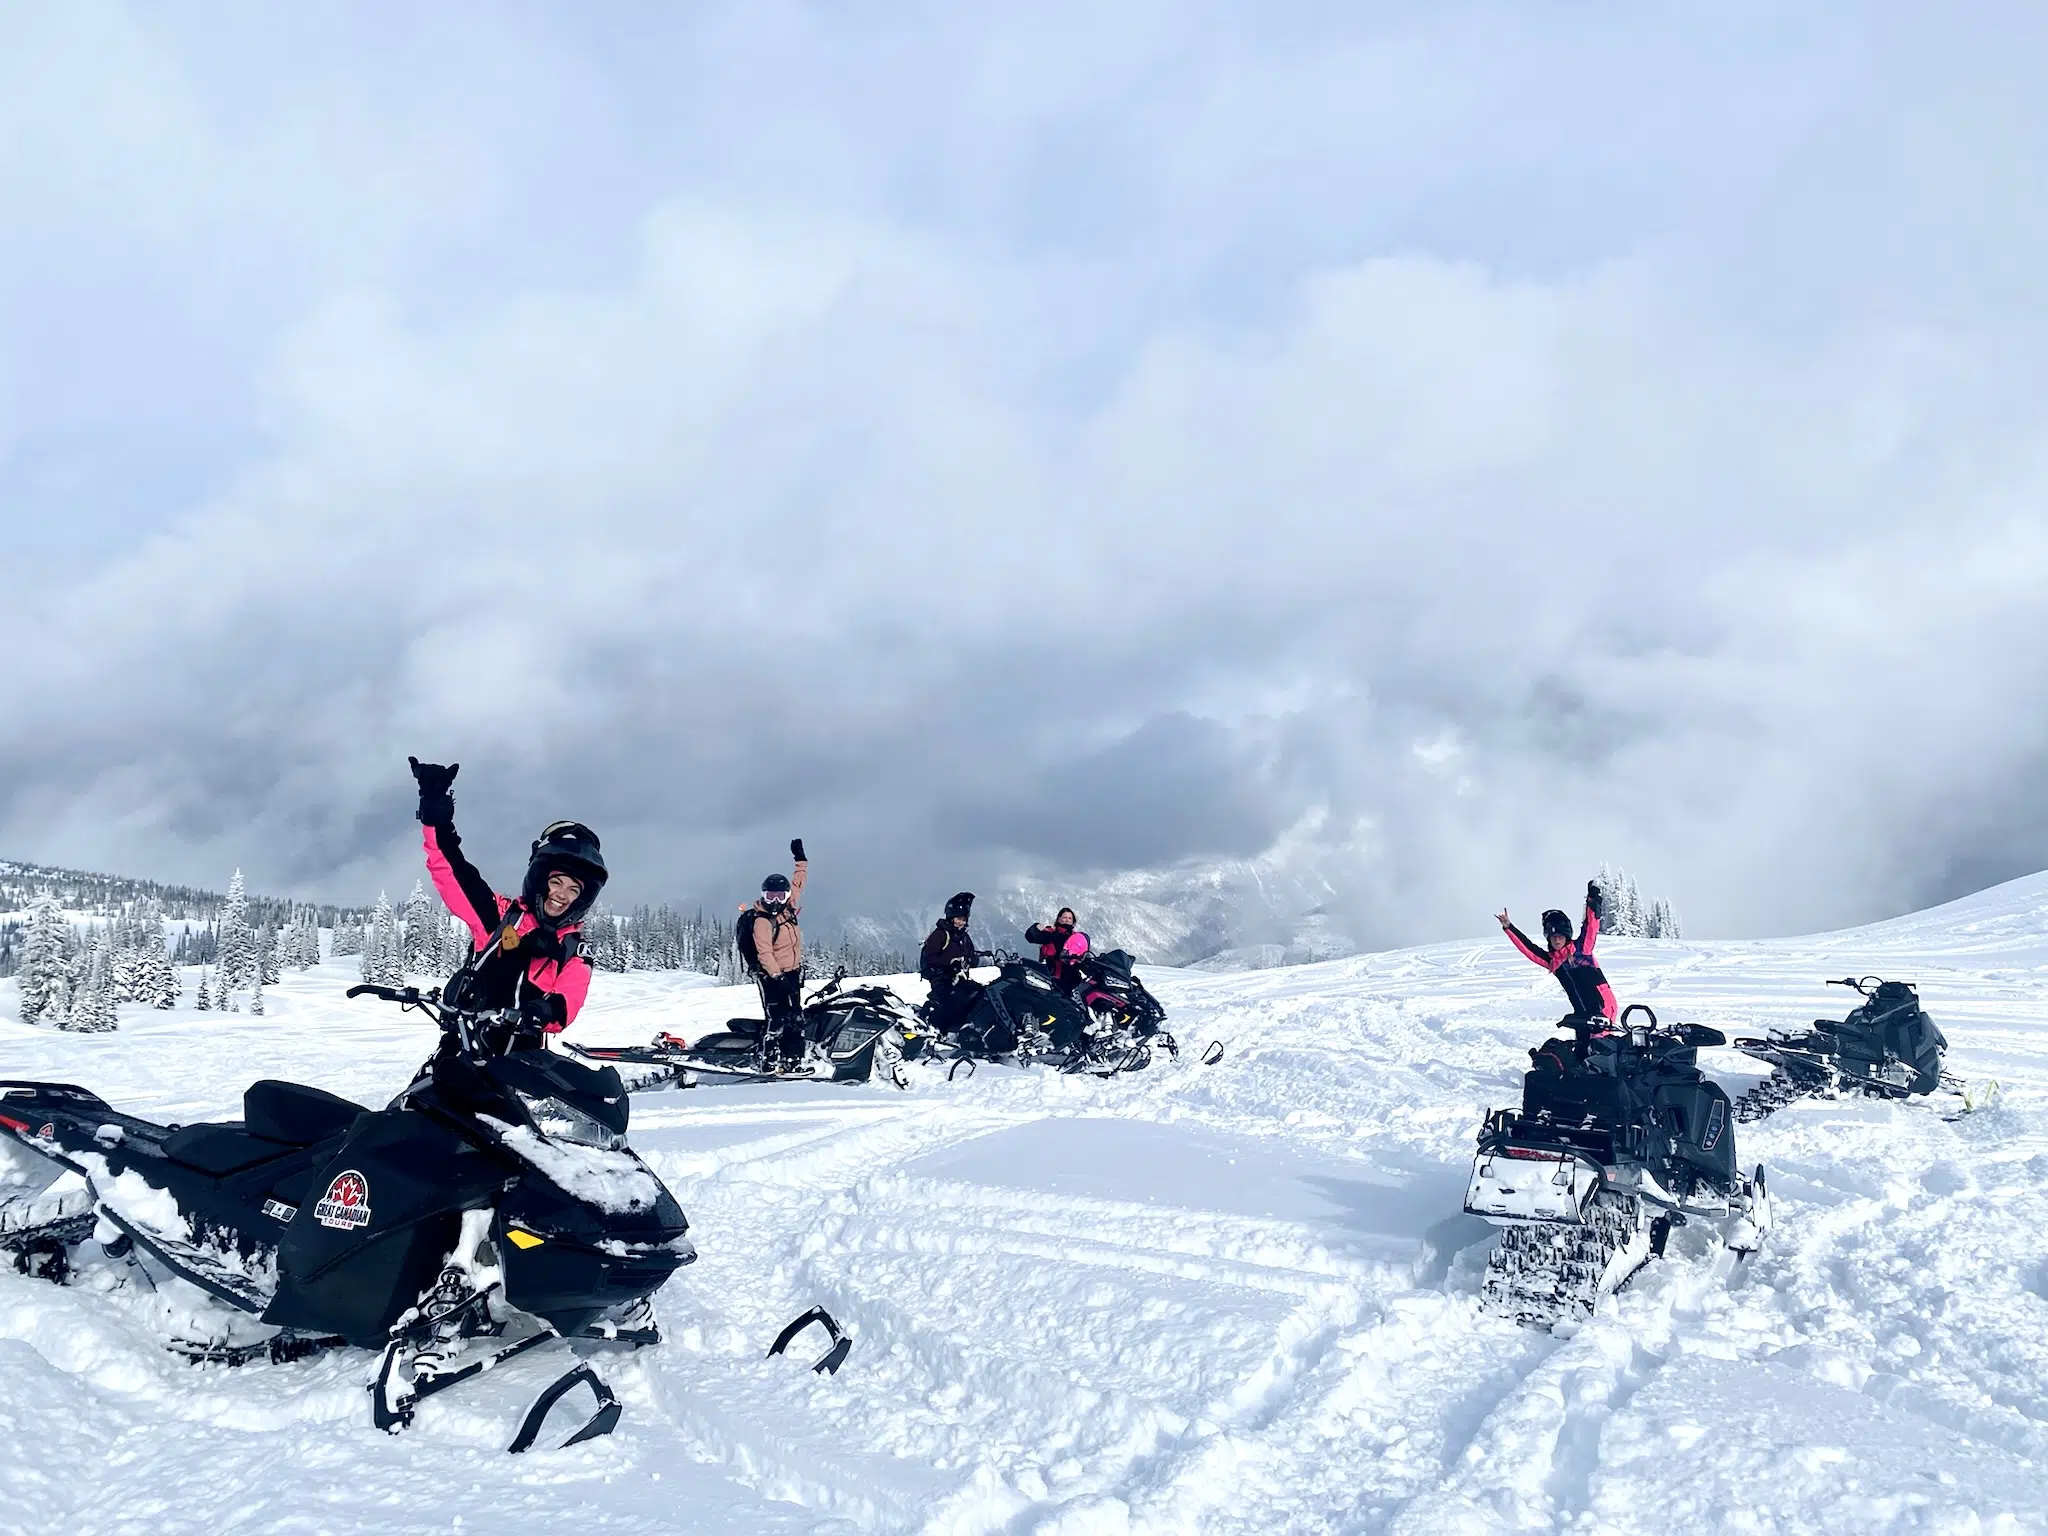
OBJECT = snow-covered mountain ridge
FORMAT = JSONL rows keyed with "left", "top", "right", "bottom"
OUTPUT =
{"left": 0, "top": 871, "right": 2045, "bottom": 1529}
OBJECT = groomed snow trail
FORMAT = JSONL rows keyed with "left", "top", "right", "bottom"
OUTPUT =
{"left": 4, "top": 878, "right": 2048, "bottom": 1533}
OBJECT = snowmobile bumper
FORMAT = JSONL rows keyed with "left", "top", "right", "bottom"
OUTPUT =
{"left": 1464, "top": 1141, "right": 1603, "bottom": 1226}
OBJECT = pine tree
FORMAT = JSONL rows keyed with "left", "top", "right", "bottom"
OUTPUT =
{"left": 364, "top": 893, "right": 401, "bottom": 986}
{"left": 17, "top": 894, "right": 70, "bottom": 1024}
{"left": 258, "top": 918, "right": 281, "bottom": 985}
{"left": 249, "top": 974, "right": 265, "bottom": 1016}
{"left": 68, "top": 931, "right": 118, "bottom": 1033}
{"left": 195, "top": 969, "right": 213, "bottom": 1011}
{"left": 217, "top": 870, "right": 257, "bottom": 989}
{"left": 402, "top": 882, "right": 435, "bottom": 976}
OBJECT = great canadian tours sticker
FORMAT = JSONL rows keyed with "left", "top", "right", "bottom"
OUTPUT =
{"left": 313, "top": 1169, "right": 372, "bottom": 1230}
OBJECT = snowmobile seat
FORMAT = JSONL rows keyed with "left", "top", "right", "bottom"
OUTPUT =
{"left": 161, "top": 1122, "right": 302, "bottom": 1177}
{"left": 243, "top": 1080, "right": 367, "bottom": 1146}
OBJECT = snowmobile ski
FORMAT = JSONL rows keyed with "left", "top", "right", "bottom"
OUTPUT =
{"left": 768, "top": 1305, "right": 851, "bottom": 1375}
{"left": 508, "top": 1364, "right": 622, "bottom": 1453}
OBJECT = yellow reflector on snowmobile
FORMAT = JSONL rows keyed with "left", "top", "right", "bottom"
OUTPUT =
{"left": 506, "top": 1227, "right": 545, "bottom": 1250}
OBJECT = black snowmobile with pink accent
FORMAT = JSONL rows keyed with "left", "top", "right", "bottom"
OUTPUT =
{"left": 0, "top": 983, "right": 703, "bottom": 1450}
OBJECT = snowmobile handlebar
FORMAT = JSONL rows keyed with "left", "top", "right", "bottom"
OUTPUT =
{"left": 346, "top": 983, "right": 525, "bottom": 1056}
{"left": 1827, "top": 975, "right": 1888, "bottom": 996}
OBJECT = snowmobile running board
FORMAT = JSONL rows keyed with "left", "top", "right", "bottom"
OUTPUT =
{"left": 96, "top": 1202, "right": 271, "bottom": 1315}
{"left": 768, "top": 1306, "right": 851, "bottom": 1375}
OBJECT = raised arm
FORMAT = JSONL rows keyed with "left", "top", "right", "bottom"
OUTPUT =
{"left": 410, "top": 759, "right": 502, "bottom": 946}
{"left": 423, "top": 823, "right": 503, "bottom": 947}
{"left": 1498, "top": 910, "right": 1553, "bottom": 969}
{"left": 1578, "top": 881, "right": 1603, "bottom": 953}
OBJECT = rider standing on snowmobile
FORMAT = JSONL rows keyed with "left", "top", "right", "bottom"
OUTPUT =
{"left": 410, "top": 757, "right": 606, "bottom": 1052}
{"left": 744, "top": 840, "right": 808, "bottom": 1067}
{"left": 1024, "top": 908, "right": 1087, "bottom": 995}
{"left": 920, "top": 892, "right": 980, "bottom": 1031}
{"left": 1497, "top": 880, "right": 1617, "bottom": 1025}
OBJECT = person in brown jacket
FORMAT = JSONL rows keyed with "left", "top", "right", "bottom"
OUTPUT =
{"left": 745, "top": 839, "right": 808, "bottom": 1067}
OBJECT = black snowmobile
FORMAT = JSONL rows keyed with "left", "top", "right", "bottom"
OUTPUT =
{"left": 1464, "top": 1005, "right": 1771, "bottom": 1329}
{"left": 936, "top": 951, "right": 1215, "bottom": 1077}
{"left": 1730, "top": 976, "right": 1979, "bottom": 1121}
{"left": 568, "top": 968, "right": 925, "bottom": 1091}
{"left": 0, "top": 983, "right": 698, "bottom": 1449}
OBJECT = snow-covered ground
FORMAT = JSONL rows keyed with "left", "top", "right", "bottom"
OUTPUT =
{"left": 3, "top": 875, "right": 2047, "bottom": 1533}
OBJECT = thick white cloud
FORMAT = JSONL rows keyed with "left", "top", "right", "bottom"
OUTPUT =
{"left": 5, "top": 3, "right": 2047, "bottom": 945}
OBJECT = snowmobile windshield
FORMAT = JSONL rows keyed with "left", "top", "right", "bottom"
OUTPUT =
{"left": 487, "top": 1052, "right": 630, "bottom": 1140}
{"left": 513, "top": 1089, "right": 624, "bottom": 1151}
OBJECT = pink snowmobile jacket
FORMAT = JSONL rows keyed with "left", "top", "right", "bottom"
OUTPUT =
{"left": 423, "top": 824, "right": 591, "bottom": 1030}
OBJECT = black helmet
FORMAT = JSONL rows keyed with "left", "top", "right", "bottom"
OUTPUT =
{"left": 1541, "top": 908, "right": 1572, "bottom": 942}
{"left": 523, "top": 821, "right": 607, "bottom": 930}
{"left": 944, "top": 891, "right": 975, "bottom": 921}
{"left": 762, "top": 873, "right": 792, "bottom": 895}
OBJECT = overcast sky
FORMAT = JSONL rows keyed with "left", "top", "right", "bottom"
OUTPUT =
{"left": 5, "top": 3, "right": 2047, "bottom": 945}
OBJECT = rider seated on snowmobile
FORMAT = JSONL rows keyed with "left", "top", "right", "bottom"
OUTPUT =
{"left": 411, "top": 757, "right": 605, "bottom": 1053}
{"left": 920, "top": 892, "right": 981, "bottom": 1032}
{"left": 1023, "top": 908, "right": 1087, "bottom": 995}
{"left": 1496, "top": 881, "right": 1617, "bottom": 1053}
{"left": 742, "top": 840, "right": 808, "bottom": 1069}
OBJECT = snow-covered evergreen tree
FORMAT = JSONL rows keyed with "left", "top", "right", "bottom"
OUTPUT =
{"left": 17, "top": 894, "right": 71, "bottom": 1024}
{"left": 331, "top": 921, "right": 363, "bottom": 958}
{"left": 402, "top": 882, "right": 435, "bottom": 976}
{"left": 217, "top": 870, "right": 257, "bottom": 989}
{"left": 195, "top": 969, "right": 213, "bottom": 1011}
{"left": 249, "top": 974, "right": 265, "bottom": 1016}
{"left": 258, "top": 918, "right": 281, "bottom": 985}
{"left": 67, "top": 931, "right": 118, "bottom": 1033}
{"left": 363, "top": 893, "right": 402, "bottom": 986}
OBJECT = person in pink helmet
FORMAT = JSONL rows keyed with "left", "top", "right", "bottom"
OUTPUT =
{"left": 1024, "top": 908, "right": 1088, "bottom": 995}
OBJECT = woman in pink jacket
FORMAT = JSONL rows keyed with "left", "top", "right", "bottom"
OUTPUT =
{"left": 409, "top": 757, "right": 607, "bottom": 1052}
{"left": 1496, "top": 880, "right": 1617, "bottom": 1025}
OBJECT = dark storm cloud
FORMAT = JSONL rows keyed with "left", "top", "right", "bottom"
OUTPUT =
{"left": 6, "top": 3, "right": 2048, "bottom": 943}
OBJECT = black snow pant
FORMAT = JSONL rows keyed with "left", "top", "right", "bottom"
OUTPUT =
{"left": 758, "top": 971, "right": 805, "bottom": 1063}
{"left": 923, "top": 978, "right": 981, "bottom": 1036}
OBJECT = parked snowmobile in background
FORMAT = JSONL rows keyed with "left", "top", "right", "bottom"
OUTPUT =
{"left": 0, "top": 983, "right": 697, "bottom": 1450}
{"left": 569, "top": 968, "right": 924, "bottom": 1090}
{"left": 1464, "top": 1005, "right": 1771, "bottom": 1330}
{"left": 1731, "top": 976, "right": 1980, "bottom": 1121}
{"left": 938, "top": 950, "right": 1214, "bottom": 1076}
{"left": 1071, "top": 947, "right": 1197, "bottom": 1071}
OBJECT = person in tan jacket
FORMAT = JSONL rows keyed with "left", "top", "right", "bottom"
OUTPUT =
{"left": 745, "top": 839, "right": 808, "bottom": 1067}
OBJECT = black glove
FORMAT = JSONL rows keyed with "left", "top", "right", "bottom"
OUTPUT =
{"left": 791, "top": 838, "right": 806, "bottom": 863}
{"left": 519, "top": 991, "right": 566, "bottom": 1032}
{"left": 409, "top": 757, "right": 459, "bottom": 825}
{"left": 1586, "top": 880, "right": 1604, "bottom": 918}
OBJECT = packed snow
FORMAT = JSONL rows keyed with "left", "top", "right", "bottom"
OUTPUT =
{"left": 2, "top": 874, "right": 2047, "bottom": 1533}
